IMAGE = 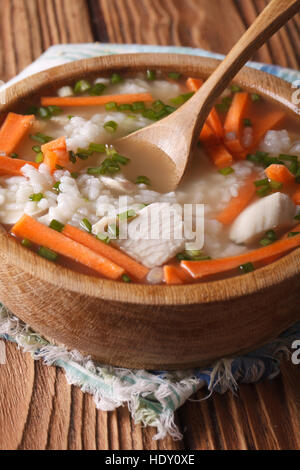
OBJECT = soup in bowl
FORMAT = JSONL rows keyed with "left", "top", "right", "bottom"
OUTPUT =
{"left": 0, "top": 54, "right": 299, "bottom": 369}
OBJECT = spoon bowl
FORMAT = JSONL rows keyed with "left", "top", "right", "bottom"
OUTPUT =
{"left": 115, "top": 0, "right": 300, "bottom": 192}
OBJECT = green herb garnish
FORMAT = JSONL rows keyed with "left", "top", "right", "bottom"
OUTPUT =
{"left": 136, "top": 176, "right": 151, "bottom": 185}
{"left": 239, "top": 262, "right": 255, "bottom": 274}
{"left": 219, "top": 167, "right": 234, "bottom": 176}
{"left": 29, "top": 193, "right": 44, "bottom": 202}
{"left": 74, "top": 79, "right": 91, "bottom": 94}
{"left": 38, "top": 247, "right": 58, "bottom": 261}
{"left": 49, "top": 219, "right": 65, "bottom": 233}
{"left": 103, "top": 121, "right": 118, "bottom": 133}
{"left": 80, "top": 218, "right": 92, "bottom": 233}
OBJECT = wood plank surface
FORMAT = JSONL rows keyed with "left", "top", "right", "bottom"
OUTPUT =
{"left": 0, "top": 0, "right": 300, "bottom": 450}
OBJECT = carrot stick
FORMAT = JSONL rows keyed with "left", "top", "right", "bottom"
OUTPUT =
{"left": 164, "top": 264, "right": 192, "bottom": 285}
{"left": 62, "top": 224, "right": 149, "bottom": 281}
{"left": 0, "top": 155, "right": 39, "bottom": 176}
{"left": 0, "top": 113, "right": 35, "bottom": 156}
{"left": 250, "top": 110, "right": 286, "bottom": 150}
{"left": 216, "top": 174, "right": 257, "bottom": 225}
{"left": 186, "top": 77, "right": 224, "bottom": 138}
{"left": 292, "top": 186, "right": 300, "bottom": 205}
{"left": 200, "top": 123, "right": 234, "bottom": 169}
{"left": 265, "top": 164, "right": 295, "bottom": 185}
{"left": 186, "top": 77, "right": 204, "bottom": 91}
{"left": 41, "top": 136, "right": 77, "bottom": 172}
{"left": 41, "top": 93, "right": 154, "bottom": 108}
{"left": 224, "top": 92, "right": 250, "bottom": 141}
{"left": 181, "top": 233, "right": 300, "bottom": 279}
{"left": 12, "top": 215, "right": 125, "bottom": 280}
{"left": 164, "top": 265, "right": 184, "bottom": 285}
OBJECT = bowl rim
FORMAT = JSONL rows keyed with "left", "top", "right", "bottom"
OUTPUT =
{"left": 1, "top": 52, "right": 300, "bottom": 306}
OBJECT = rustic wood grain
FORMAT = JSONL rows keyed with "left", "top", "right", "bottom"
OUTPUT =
{"left": 0, "top": 0, "right": 300, "bottom": 451}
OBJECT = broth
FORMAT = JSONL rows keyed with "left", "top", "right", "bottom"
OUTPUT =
{"left": 0, "top": 71, "right": 300, "bottom": 284}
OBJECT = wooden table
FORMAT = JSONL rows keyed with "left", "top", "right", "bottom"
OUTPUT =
{"left": 0, "top": 0, "right": 300, "bottom": 451}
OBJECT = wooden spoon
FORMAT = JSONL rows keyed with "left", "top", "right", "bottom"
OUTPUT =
{"left": 115, "top": 0, "right": 300, "bottom": 192}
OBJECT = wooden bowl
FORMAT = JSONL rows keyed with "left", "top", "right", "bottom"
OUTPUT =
{"left": 0, "top": 54, "right": 299, "bottom": 370}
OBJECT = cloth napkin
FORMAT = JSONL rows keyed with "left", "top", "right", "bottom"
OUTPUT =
{"left": 0, "top": 43, "right": 300, "bottom": 441}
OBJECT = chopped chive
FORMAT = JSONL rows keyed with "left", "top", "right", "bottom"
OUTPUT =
{"left": 21, "top": 239, "right": 31, "bottom": 248}
{"left": 103, "top": 121, "right": 118, "bottom": 133}
{"left": 239, "top": 262, "right": 255, "bottom": 274}
{"left": 30, "top": 133, "right": 53, "bottom": 144}
{"left": 38, "top": 246, "right": 58, "bottom": 261}
{"left": 295, "top": 213, "right": 300, "bottom": 220}
{"left": 49, "top": 219, "right": 65, "bottom": 233}
{"left": 244, "top": 118, "right": 252, "bottom": 127}
{"left": 29, "top": 193, "right": 44, "bottom": 202}
{"left": 96, "top": 233, "right": 110, "bottom": 244}
{"left": 269, "top": 179, "right": 283, "bottom": 190}
{"left": 112, "top": 153, "right": 130, "bottom": 165}
{"left": 76, "top": 153, "right": 89, "bottom": 160}
{"left": 122, "top": 274, "right": 132, "bottom": 283}
{"left": 251, "top": 93, "right": 261, "bottom": 102}
{"left": 111, "top": 73, "right": 123, "bottom": 84}
{"left": 53, "top": 181, "right": 61, "bottom": 192}
{"left": 152, "top": 100, "right": 165, "bottom": 112}
{"left": 164, "top": 105, "right": 176, "bottom": 114}
{"left": 25, "top": 106, "right": 38, "bottom": 116}
{"left": 265, "top": 230, "right": 277, "bottom": 241}
{"left": 68, "top": 115, "right": 74, "bottom": 120}
{"left": 118, "top": 210, "right": 136, "bottom": 221}
{"left": 131, "top": 101, "right": 146, "bottom": 112}
{"left": 215, "top": 96, "right": 233, "bottom": 112}
{"left": 259, "top": 238, "right": 274, "bottom": 246}
{"left": 89, "top": 83, "right": 106, "bottom": 96}
{"left": 171, "top": 92, "right": 194, "bottom": 106}
{"left": 136, "top": 176, "right": 151, "bottom": 185}
{"left": 142, "top": 109, "right": 158, "bottom": 120}
{"left": 105, "top": 102, "right": 118, "bottom": 111}
{"left": 288, "top": 232, "right": 300, "bottom": 238}
{"left": 168, "top": 72, "right": 181, "bottom": 80}
{"left": 146, "top": 70, "right": 156, "bottom": 81}
{"left": 218, "top": 167, "right": 234, "bottom": 176}
{"left": 290, "top": 161, "right": 299, "bottom": 175}
{"left": 69, "top": 151, "right": 77, "bottom": 164}
{"left": 71, "top": 172, "right": 79, "bottom": 179}
{"left": 108, "top": 223, "right": 119, "bottom": 239}
{"left": 89, "top": 143, "right": 106, "bottom": 153}
{"left": 279, "top": 154, "right": 298, "bottom": 162}
{"left": 74, "top": 79, "right": 91, "bottom": 94}
{"left": 77, "top": 147, "right": 94, "bottom": 156}
{"left": 38, "top": 107, "right": 51, "bottom": 119}
{"left": 231, "top": 84, "right": 242, "bottom": 93}
{"left": 176, "top": 250, "right": 211, "bottom": 261}
{"left": 35, "top": 152, "right": 44, "bottom": 163}
{"left": 256, "top": 185, "right": 271, "bottom": 197}
{"left": 32, "top": 145, "right": 41, "bottom": 153}
{"left": 48, "top": 105, "right": 62, "bottom": 116}
{"left": 10, "top": 153, "right": 18, "bottom": 159}
{"left": 295, "top": 167, "right": 300, "bottom": 184}
{"left": 118, "top": 103, "right": 133, "bottom": 112}
{"left": 80, "top": 218, "right": 92, "bottom": 233}
{"left": 87, "top": 167, "right": 103, "bottom": 175}
{"left": 254, "top": 178, "right": 269, "bottom": 187}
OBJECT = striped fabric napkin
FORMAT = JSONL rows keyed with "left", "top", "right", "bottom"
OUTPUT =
{"left": 1, "top": 43, "right": 300, "bottom": 440}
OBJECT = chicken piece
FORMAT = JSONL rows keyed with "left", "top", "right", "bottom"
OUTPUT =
{"left": 100, "top": 176, "right": 136, "bottom": 194}
{"left": 117, "top": 202, "right": 186, "bottom": 268}
{"left": 229, "top": 192, "right": 296, "bottom": 245}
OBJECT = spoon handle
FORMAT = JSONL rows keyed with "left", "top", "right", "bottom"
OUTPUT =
{"left": 183, "top": 0, "right": 300, "bottom": 140}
